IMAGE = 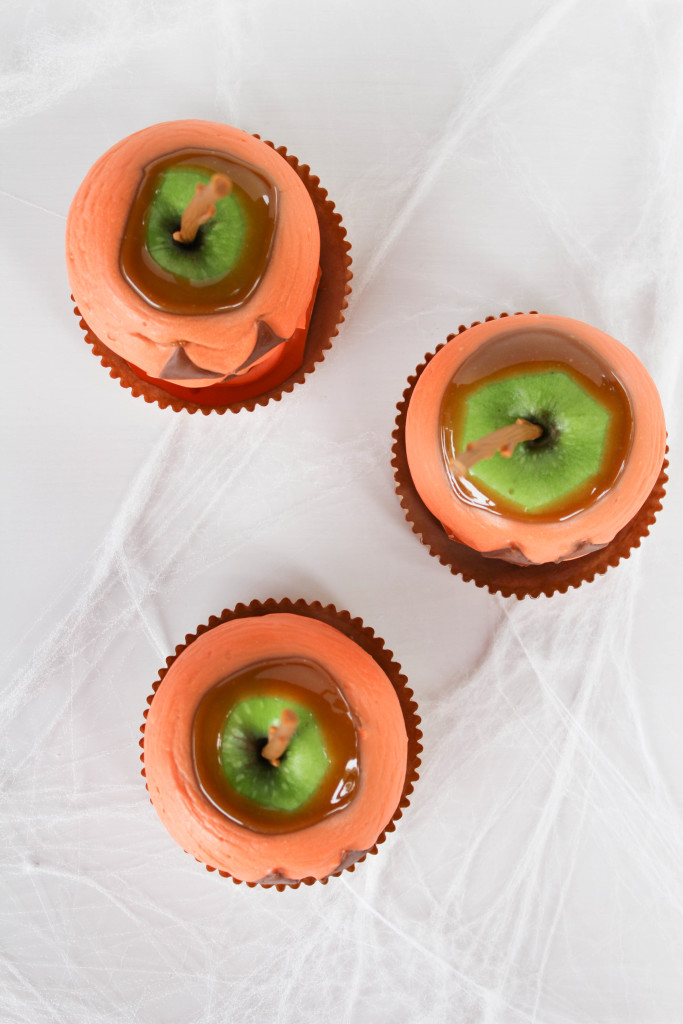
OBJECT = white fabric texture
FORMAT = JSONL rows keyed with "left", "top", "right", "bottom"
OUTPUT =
{"left": 1, "top": 1, "right": 682, "bottom": 1021}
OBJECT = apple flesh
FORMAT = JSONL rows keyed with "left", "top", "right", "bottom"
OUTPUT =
{"left": 460, "top": 369, "right": 611, "bottom": 513}
{"left": 220, "top": 697, "right": 330, "bottom": 812}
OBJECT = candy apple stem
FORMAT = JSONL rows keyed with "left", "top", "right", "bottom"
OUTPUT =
{"left": 261, "top": 709, "right": 299, "bottom": 767}
{"left": 452, "top": 418, "right": 543, "bottom": 476}
{"left": 173, "top": 174, "right": 232, "bottom": 244}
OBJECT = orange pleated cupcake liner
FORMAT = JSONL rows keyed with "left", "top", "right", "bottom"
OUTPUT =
{"left": 75, "top": 140, "right": 352, "bottom": 414}
{"left": 392, "top": 314, "right": 668, "bottom": 599}
{"left": 140, "top": 598, "right": 422, "bottom": 890}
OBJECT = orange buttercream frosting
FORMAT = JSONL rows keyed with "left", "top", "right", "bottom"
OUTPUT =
{"left": 143, "top": 614, "right": 408, "bottom": 883}
{"left": 406, "top": 314, "right": 666, "bottom": 565}
{"left": 66, "top": 121, "right": 320, "bottom": 387}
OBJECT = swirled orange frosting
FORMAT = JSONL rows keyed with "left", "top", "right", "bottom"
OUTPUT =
{"left": 143, "top": 615, "right": 408, "bottom": 882}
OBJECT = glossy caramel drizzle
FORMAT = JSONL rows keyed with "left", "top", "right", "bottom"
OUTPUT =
{"left": 120, "top": 149, "right": 277, "bottom": 315}
{"left": 440, "top": 328, "right": 634, "bottom": 522}
{"left": 193, "top": 659, "right": 360, "bottom": 835}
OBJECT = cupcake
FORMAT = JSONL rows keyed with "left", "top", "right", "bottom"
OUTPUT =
{"left": 67, "top": 121, "right": 351, "bottom": 413}
{"left": 140, "top": 600, "right": 421, "bottom": 888}
{"left": 393, "top": 313, "right": 667, "bottom": 598}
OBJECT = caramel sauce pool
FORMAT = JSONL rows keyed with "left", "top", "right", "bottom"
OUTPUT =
{"left": 193, "top": 659, "right": 360, "bottom": 835}
{"left": 440, "top": 328, "right": 634, "bottom": 522}
{"left": 120, "top": 148, "right": 276, "bottom": 314}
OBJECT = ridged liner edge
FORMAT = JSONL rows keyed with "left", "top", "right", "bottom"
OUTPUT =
{"left": 391, "top": 313, "right": 668, "bottom": 599}
{"left": 140, "top": 598, "right": 422, "bottom": 890}
{"left": 74, "top": 138, "right": 353, "bottom": 414}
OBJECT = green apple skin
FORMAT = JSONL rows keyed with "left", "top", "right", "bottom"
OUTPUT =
{"left": 460, "top": 370, "right": 611, "bottom": 513}
{"left": 146, "top": 167, "right": 246, "bottom": 282}
{"left": 220, "top": 697, "right": 330, "bottom": 812}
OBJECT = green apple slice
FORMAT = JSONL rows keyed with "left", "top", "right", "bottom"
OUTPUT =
{"left": 145, "top": 167, "right": 245, "bottom": 282}
{"left": 461, "top": 370, "right": 611, "bottom": 512}
{"left": 220, "top": 697, "right": 330, "bottom": 812}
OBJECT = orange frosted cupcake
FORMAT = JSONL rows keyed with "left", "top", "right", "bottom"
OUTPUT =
{"left": 141, "top": 600, "right": 421, "bottom": 888}
{"left": 67, "top": 121, "right": 351, "bottom": 412}
{"left": 394, "top": 313, "right": 667, "bottom": 597}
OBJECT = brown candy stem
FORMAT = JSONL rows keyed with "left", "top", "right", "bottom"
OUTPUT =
{"left": 451, "top": 418, "right": 543, "bottom": 477}
{"left": 261, "top": 709, "right": 299, "bottom": 767}
{"left": 172, "top": 173, "right": 232, "bottom": 244}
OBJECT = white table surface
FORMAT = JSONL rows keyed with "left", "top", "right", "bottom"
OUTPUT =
{"left": 1, "top": 1, "right": 682, "bottom": 1021}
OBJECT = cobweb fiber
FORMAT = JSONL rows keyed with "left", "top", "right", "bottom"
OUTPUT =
{"left": 1, "top": 0, "right": 683, "bottom": 1021}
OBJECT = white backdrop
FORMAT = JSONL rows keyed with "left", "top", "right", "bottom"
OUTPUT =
{"left": 1, "top": 1, "right": 683, "bottom": 1021}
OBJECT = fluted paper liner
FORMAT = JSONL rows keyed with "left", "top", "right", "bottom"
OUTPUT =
{"left": 140, "top": 598, "right": 422, "bottom": 890}
{"left": 392, "top": 315, "right": 668, "bottom": 599}
{"left": 74, "top": 141, "right": 352, "bottom": 414}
